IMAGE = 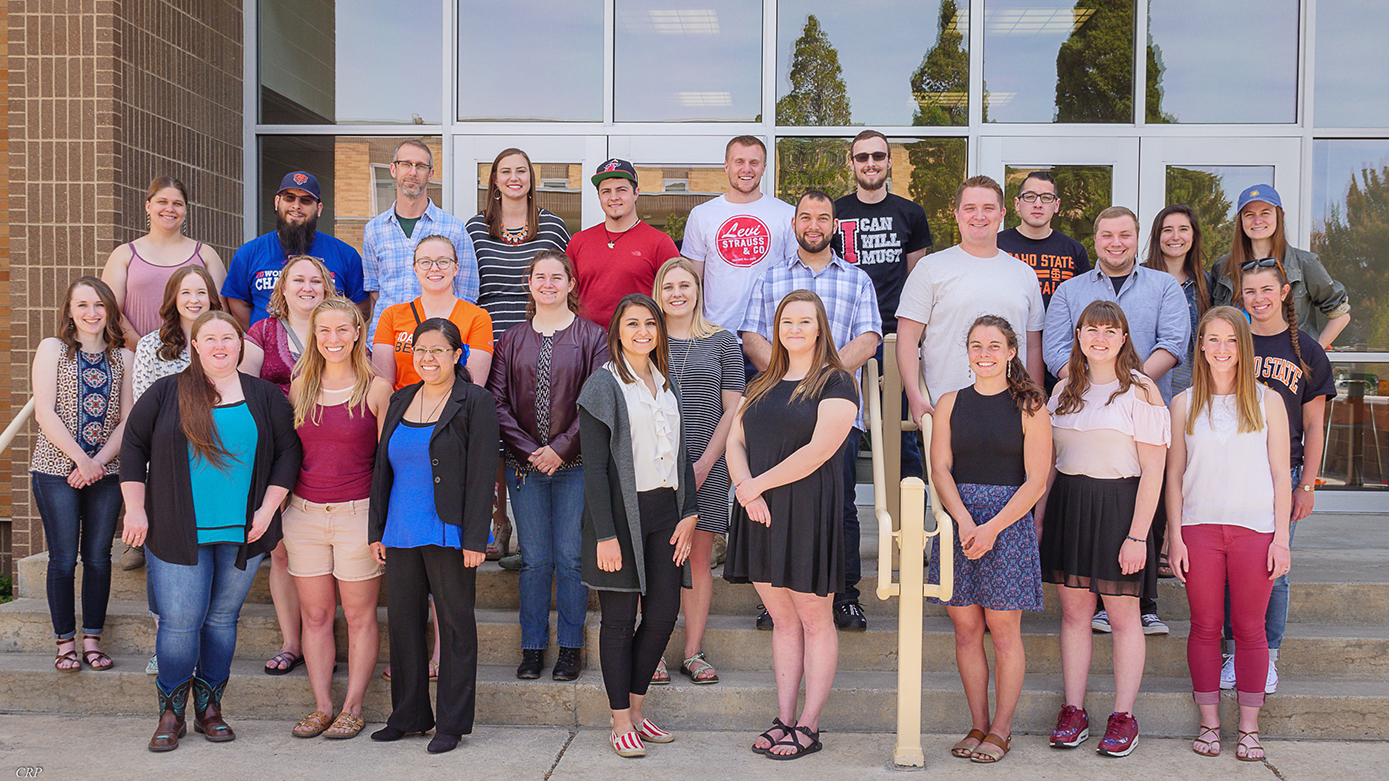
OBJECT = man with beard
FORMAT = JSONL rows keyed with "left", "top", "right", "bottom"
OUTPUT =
{"left": 566, "top": 158, "right": 680, "bottom": 327}
{"left": 741, "top": 190, "right": 881, "bottom": 632}
{"left": 362, "top": 139, "right": 477, "bottom": 342}
{"left": 222, "top": 171, "right": 369, "bottom": 327}
{"left": 682, "top": 136, "right": 795, "bottom": 340}
{"left": 833, "top": 130, "right": 934, "bottom": 482}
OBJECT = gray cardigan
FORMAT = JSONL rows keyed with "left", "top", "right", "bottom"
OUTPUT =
{"left": 576, "top": 366, "right": 698, "bottom": 594}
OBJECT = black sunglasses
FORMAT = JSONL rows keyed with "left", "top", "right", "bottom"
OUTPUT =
{"left": 1239, "top": 257, "right": 1282, "bottom": 272}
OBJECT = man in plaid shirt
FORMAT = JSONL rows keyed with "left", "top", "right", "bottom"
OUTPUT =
{"left": 740, "top": 189, "right": 882, "bottom": 633}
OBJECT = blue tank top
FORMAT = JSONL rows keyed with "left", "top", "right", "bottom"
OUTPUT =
{"left": 381, "top": 421, "right": 461, "bottom": 549}
{"left": 189, "top": 401, "right": 257, "bottom": 545}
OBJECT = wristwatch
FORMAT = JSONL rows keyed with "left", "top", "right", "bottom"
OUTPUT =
{"left": 1297, "top": 483, "right": 1314, "bottom": 493}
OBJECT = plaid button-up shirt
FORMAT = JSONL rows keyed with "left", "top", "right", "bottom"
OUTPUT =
{"left": 363, "top": 199, "right": 478, "bottom": 341}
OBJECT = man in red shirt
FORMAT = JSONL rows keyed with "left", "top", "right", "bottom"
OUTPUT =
{"left": 566, "top": 159, "right": 680, "bottom": 327}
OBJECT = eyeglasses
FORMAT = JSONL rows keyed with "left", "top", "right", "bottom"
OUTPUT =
{"left": 1240, "top": 257, "right": 1282, "bottom": 272}
{"left": 278, "top": 193, "right": 318, "bottom": 206}
{"left": 412, "top": 347, "right": 453, "bottom": 359}
{"left": 393, "top": 160, "right": 432, "bottom": 173}
{"left": 851, "top": 151, "right": 888, "bottom": 163}
{"left": 415, "top": 257, "right": 457, "bottom": 270}
{"left": 1018, "top": 191, "right": 1059, "bottom": 204}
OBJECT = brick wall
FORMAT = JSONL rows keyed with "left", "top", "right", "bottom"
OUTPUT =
{"left": 2, "top": 0, "right": 244, "bottom": 573}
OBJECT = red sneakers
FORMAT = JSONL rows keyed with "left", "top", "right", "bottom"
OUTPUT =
{"left": 1049, "top": 704, "right": 1089, "bottom": 748}
{"left": 1097, "top": 712, "right": 1139, "bottom": 757}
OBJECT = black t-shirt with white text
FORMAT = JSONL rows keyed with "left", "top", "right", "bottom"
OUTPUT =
{"left": 996, "top": 228, "right": 1091, "bottom": 306}
{"left": 833, "top": 192, "right": 933, "bottom": 333}
{"left": 1251, "top": 328, "right": 1336, "bottom": 469}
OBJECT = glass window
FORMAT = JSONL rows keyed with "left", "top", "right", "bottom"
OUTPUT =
{"left": 983, "top": 0, "right": 1133, "bottom": 123}
{"left": 776, "top": 1, "right": 969, "bottom": 127}
{"left": 259, "top": 0, "right": 442, "bottom": 124}
{"left": 1320, "top": 362, "right": 1389, "bottom": 492}
{"left": 776, "top": 137, "right": 968, "bottom": 245}
{"left": 476, "top": 162, "right": 583, "bottom": 236}
{"left": 1312, "top": 139, "right": 1389, "bottom": 351}
{"left": 634, "top": 166, "right": 731, "bottom": 248}
{"left": 1165, "top": 164, "right": 1274, "bottom": 266}
{"left": 1147, "top": 1, "right": 1298, "bottom": 124}
{"left": 259, "top": 136, "right": 444, "bottom": 252}
{"left": 457, "top": 0, "right": 603, "bottom": 121}
{"left": 616, "top": 1, "right": 761, "bottom": 122}
{"left": 1003, "top": 165, "right": 1113, "bottom": 258}
{"left": 1315, "top": 2, "right": 1389, "bottom": 127}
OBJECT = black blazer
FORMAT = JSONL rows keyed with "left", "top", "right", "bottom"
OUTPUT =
{"left": 368, "top": 367, "right": 501, "bottom": 552}
{"left": 119, "top": 372, "right": 303, "bottom": 569}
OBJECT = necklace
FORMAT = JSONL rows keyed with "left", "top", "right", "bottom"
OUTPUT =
{"left": 670, "top": 336, "right": 695, "bottom": 380}
{"left": 502, "top": 224, "right": 527, "bottom": 246}
{"left": 603, "top": 225, "right": 631, "bottom": 249}
{"left": 413, "top": 387, "right": 449, "bottom": 423}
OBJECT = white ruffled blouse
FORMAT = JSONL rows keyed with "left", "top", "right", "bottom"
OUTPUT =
{"left": 608, "top": 360, "right": 681, "bottom": 492}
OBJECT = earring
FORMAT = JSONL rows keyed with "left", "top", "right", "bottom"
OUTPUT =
{"left": 1006, "top": 361, "right": 1012, "bottom": 379}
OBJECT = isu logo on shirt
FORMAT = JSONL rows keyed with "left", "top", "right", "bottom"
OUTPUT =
{"left": 1255, "top": 355, "right": 1302, "bottom": 394}
{"left": 715, "top": 215, "right": 772, "bottom": 267}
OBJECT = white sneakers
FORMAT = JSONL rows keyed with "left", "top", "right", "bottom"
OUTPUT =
{"left": 1219, "top": 653, "right": 1279, "bottom": 694}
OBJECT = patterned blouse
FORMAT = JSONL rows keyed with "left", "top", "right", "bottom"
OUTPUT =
{"left": 30, "top": 344, "right": 125, "bottom": 477}
{"left": 132, "top": 330, "right": 190, "bottom": 401}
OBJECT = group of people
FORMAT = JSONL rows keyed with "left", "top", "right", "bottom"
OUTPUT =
{"left": 29, "top": 131, "right": 1345, "bottom": 761}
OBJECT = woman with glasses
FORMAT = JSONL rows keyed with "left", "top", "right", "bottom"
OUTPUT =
{"left": 1211, "top": 184, "right": 1350, "bottom": 349}
{"left": 368, "top": 318, "right": 500, "bottom": 754}
{"left": 466, "top": 148, "right": 572, "bottom": 562}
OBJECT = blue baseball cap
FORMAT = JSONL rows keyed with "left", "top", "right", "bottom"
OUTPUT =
{"left": 1236, "top": 184, "right": 1280, "bottom": 213}
{"left": 277, "top": 171, "right": 322, "bottom": 201}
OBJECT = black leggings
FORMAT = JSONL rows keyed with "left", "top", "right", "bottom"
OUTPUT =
{"left": 597, "top": 489, "right": 682, "bottom": 712}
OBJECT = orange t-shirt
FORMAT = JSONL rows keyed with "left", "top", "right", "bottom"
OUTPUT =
{"left": 373, "top": 298, "right": 493, "bottom": 389}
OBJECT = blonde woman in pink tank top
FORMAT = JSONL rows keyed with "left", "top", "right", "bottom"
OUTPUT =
{"left": 102, "top": 176, "right": 228, "bottom": 346}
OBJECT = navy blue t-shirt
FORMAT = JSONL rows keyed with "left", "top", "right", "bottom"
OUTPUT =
{"left": 222, "top": 232, "right": 368, "bottom": 325}
{"left": 1251, "top": 328, "right": 1336, "bottom": 469}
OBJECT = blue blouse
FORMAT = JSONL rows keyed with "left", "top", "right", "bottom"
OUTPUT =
{"left": 381, "top": 421, "right": 461, "bottom": 549}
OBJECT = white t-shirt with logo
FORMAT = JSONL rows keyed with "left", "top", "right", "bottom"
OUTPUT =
{"left": 895, "top": 244, "right": 1046, "bottom": 404}
{"left": 683, "top": 194, "right": 797, "bottom": 334}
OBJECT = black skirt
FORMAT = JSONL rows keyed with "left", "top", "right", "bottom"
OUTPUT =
{"left": 1040, "top": 472, "right": 1156, "bottom": 600}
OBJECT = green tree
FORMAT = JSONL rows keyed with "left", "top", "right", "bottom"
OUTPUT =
{"left": 1145, "top": 40, "right": 1177, "bottom": 123}
{"left": 1313, "top": 164, "right": 1389, "bottom": 350}
{"left": 910, "top": 0, "right": 968, "bottom": 128}
{"left": 776, "top": 15, "right": 854, "bottom": 202}
{"left": 1055, "top": 0, "right": 1134, "bottom": 122}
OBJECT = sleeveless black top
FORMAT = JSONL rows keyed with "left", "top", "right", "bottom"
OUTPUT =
{"left": 949, "top": 385, "right": 1026, "bottom": 486}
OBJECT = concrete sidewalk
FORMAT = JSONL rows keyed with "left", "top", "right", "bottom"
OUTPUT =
{"left": 0, "top": 715, "right": 1382, "bottom": 780}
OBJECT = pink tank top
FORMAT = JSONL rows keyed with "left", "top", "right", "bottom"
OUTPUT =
{"left": 124, "top": 242, "right": 205, "bottom": 337}
{"left": 294, "top": 398, "right": 377, "bottom": 502}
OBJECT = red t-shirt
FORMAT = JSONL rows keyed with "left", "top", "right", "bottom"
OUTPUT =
{"left": 566, "top": 220, "right": 680, "bottom": 328}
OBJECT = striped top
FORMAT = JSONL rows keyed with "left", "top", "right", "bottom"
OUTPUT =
{"left": 465, "top": 208, "right": 572, "bottom": 341}
{"left": 666, "top": 329, "right": 744, "bottom": 532}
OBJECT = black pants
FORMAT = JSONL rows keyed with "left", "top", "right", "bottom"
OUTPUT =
{"left": 597, "top": 489, "right": 682, "bottom": 712}
{"left": 1143, "top": 476, "right": 1168, "bottom": 616}
{"left": 384, "top": 545, "right": 478, "bottom": 736}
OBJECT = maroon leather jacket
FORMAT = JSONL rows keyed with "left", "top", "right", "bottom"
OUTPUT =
{"left": 486, "top": 316, "right": 609, "bottom": 465}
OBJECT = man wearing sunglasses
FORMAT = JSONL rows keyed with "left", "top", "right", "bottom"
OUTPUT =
{"left": 222, "top": 170, "right": 370, "bottom": 327}
{"left": 361, "top": 139, "right": 478, "bottom": 342}
{"left": 996, "top": 171, "right": 1091, "bottom": 307}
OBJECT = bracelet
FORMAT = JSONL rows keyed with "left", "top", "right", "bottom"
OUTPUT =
{"left": 1125, "top": 535, "right": 1145, "bottom": 544}
{"left": 1271, "top": 542, "right": 1290, "bottom": 550}
{"left": 1298, "top": 484, "right": 1314, "bottom": 493}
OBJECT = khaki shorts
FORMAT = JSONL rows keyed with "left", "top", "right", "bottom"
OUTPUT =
{"left": 281, "top": 495, "right": 382, "bottom": 582}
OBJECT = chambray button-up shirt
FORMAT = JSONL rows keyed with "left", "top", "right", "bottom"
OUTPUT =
{"left": 1042, "top": 263, "right": 1191, "bottom": 403}
{"left": 362, "top": 199, "right": 478, "bottom": 342}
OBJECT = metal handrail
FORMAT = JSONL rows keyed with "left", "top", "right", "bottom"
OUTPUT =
{"left": 0, "top": 398, "right": 36, "bottom": 454}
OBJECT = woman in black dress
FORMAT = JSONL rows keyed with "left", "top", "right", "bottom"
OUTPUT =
{"left": 725, "top": 290, "right": 859, "bottom": 760}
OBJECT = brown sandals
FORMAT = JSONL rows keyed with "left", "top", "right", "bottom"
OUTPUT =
{"left": 293, "top": 710, "right": 334, "bottom": 738}
{"left": 82, "top": 635, "right": 113, "bottom": 670}
{"left": 54, "top": 638, "right": 80, "bottom": 672}
{"left": 970, "top": 733, "right": 1011, "bottom": 763}
{"left": 1192, "top": 725, "right": 1221, "bottom": 756}
{"left": 324, "top": 711, "right": 366, "bottom": 739}
{"left": 951, "top": 728, "right": 986, "bottom": 757}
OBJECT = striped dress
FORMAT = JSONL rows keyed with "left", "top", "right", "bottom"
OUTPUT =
{"left": 465, "top": 208, "right": 572, "bottom": 341}
{"left": 666, "top": 329, "right": 744, "bottom": 534}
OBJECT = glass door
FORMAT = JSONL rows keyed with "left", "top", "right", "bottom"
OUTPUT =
{"left": 452, "top": 135, "right": 609, "bottom": 235}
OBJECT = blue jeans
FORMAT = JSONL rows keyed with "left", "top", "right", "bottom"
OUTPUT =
{"left": 147, "top": 545, "right": 264, "bottom": 691}
{"left": 873, "top": 342, "right": 924, "bottom": 480}
{"left": 1225, "top": 466, "right": 1300, "bottom": 652}
{"left": 31, "top": 472, "right": 123, "bottom": 639}
{"left": 506, "top": 464, "right": 587, "bottom": 650}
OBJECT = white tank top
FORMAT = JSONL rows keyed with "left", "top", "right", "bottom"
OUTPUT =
{"left": 1180, "top": 387, "right": 1276, "bottom": 533}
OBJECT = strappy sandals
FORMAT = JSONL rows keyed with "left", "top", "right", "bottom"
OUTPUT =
{"left": 752, "top": 717, "right": 793, "bottom": 755}
{"left": 1192, "top": 725, "right": 1221, "bottom": 757}
{"left": 765, "top": 725, "right": 821, "bottom": 760}
{"left": 1236, "top": 730, "right": 1265, "bottom": 761}
{"left": 81, "top": 635, "right": 113, "bottom": 670}
{"left": 54, "top": 638, "right": 80, "bottom": 672}
{"left": 650, "top": 658, "right": 671, "bottom": 685}
{"left": 679, "top": 652, "right": 719, "bottom": 684}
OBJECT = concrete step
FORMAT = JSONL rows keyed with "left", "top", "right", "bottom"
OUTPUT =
{"left": 0, "top": 652, "right": 1384, "bottom": 740}
{"left": 5, "top": 597, "right": 1387, "bottom": 681}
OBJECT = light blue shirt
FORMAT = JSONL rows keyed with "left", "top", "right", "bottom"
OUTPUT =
{"left": 1043, "top": 263, "right": 1191, "bottom": 403}
{"left": 362, "top": 199, "right": 478, "bottom": 342}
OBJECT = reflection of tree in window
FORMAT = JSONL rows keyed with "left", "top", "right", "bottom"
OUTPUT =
{"left": 905, "top": 0, "right": 970, "bottom": 246}
{"left": 1166, "top": 168, "right": 1235, "bottom": 263}
{"left": 1054, "top": 0, "right": 1134, "bottom": 123}
{"left": 1144, "top": 36, "right": 1176, "bottom": 123}
{"left": 776, "top": 15, "right": 854, "bottom": 201}
{"left": 1315, "top": 164, "right": 1389, "bottom": 350}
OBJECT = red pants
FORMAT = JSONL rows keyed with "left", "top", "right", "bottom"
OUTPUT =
{"left": 1181, "top": 524, "right": 1273, "bottom": 707}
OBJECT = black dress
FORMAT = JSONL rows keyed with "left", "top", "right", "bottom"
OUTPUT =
{"left": 724, "top": 370, "right": 859, "bottom": 597}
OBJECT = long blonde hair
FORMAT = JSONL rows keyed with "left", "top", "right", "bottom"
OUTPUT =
{"left": 741, "top": 290, "right": 850, "bottom": 413}
{"left": 292, "top": 298, "right": 374, "bottom": 428}
{"left": 652, "top": 257, "right": 722, "bottom": 339}
{"left": 1186, "top": 305, "right": 1264, "bottom": 436}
